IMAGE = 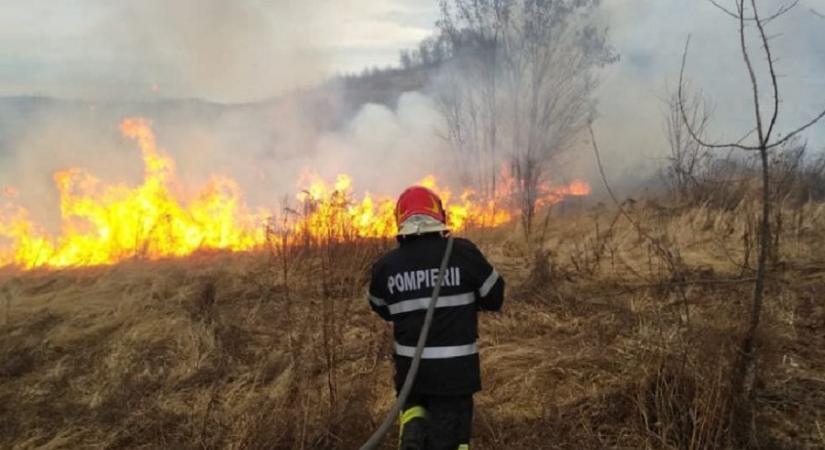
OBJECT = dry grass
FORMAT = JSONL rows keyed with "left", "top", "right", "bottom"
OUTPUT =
{"left": 1, "top": 199, "right": 824, "bottom": 449}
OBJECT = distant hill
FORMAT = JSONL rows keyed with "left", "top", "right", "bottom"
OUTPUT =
{"left": 336, "top": 65, "right": 433, "bottom": 111}
{"left": 0, "top": 64, "right": 434, "bottom": 146}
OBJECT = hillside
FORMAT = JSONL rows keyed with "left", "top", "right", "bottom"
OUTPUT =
{"left": 0, "top": 66, "right": 430, "bottom": 158}
{"left": 1, "top": 200, "right": 824, "bottom": 449}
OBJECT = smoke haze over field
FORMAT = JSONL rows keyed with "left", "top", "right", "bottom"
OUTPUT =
{"left": 0, "top": 92, "right": 451, "bottom": 234}
{"left": 0, "top": 0, "right": 824, "bottom": 231}
{"left": 0, "top": 0, "right": 448, "bottom": 232}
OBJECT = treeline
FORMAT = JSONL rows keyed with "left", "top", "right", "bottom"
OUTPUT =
{"left": 399, "top": 34, "right": 452, "bottom": 70}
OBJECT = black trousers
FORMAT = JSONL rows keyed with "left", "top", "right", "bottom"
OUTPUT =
{"left": 399, "top": 394, "right": 473, "bottom": 450}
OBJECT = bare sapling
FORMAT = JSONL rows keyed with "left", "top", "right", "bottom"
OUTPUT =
{"left": 679, "top": 1, "right": 825, "bottom": 446}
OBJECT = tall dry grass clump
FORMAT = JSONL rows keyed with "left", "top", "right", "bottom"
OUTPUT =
{"left": 0, "top": 243, "right": 394, "bottom": 449}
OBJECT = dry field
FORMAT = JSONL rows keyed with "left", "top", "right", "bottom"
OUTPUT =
{"left": 1, "top": 199, "right": 824, "bottom": 449}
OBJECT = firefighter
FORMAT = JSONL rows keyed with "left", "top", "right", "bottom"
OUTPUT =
{"left": 367, "top": 186, "right": 505, "bottom": 450}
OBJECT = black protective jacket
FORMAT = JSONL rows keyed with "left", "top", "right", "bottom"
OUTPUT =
{"left": 368, "top": 234, "right": 505, "bottom": 396}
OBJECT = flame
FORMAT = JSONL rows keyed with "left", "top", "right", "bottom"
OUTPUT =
{"left": 1, "top": 118, "right": 267, "bottom": 268}
{"left": 536, "top": 178, "right": 592, "bottom": 208}
{"left": 288, "top": 172, "right": 396, "bottom": 240}
{"left": 0, "top": 118, "right": 590, "bottom": 269}
{"left": 418, "top": 175, "right": 512, "bottom": 229}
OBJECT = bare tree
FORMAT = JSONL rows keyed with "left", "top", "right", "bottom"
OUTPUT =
{"left": 437, "top": 0, "right": 614, "bottom": 236}
{"left": 504, "top": 1, "right": 613, "bottom": 236}
{"left": 680, "top": 1, "right": 825, "bottom": 446}
{"left": 437, "top": 0, "right": 510, "bottom": 199}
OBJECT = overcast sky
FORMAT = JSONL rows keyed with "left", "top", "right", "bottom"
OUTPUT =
{"left": 0, "top": 0, "right": 437, "bottom": 101}
{"left": 0, "top": 1, "right": 821, "bottom": 97}
{"left": 0, "top": 0, "right": 823, "bottom": 163}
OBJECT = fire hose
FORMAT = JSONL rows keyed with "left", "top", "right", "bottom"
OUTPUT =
{"left": 359, "top": 235, "right": 455, "bottom": 450}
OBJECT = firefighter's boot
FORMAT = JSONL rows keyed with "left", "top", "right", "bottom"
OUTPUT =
{"left": 399, "top": 405, "right": 428, "bottom": 450}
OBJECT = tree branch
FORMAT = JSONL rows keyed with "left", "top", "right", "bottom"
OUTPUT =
{"left": 709, "top": 0, "right": 799, "bottom": 23}
{"left": 764, "top": 109, "right": 825, "bottom": 150}
{"left": 738, "top": 0, "right": 766, "bottom": 147}
{"left": 750, "top": 0, "right": 780, "bottom": 143}
{"left": 735, "top": 127, "right": 758, "bottom": 145}
{"left": 678, "top": 36, "right": 763, "bottom": 151}
{"left": 708, "top": 0, "right": 742, "bottom": 19}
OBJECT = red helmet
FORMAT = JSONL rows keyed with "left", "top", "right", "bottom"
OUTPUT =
{"left": 395, "top": 186, "right": 448, "bottom": 235}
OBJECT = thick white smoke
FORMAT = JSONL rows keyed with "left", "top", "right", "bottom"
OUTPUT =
{"left": 0, "top": 90, "right": 452, "bottom": 234}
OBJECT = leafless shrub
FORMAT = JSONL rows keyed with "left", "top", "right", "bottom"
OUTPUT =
{"left": 662, "top": 83, "right": 713, "bottom": 199}
{"left": 437, "top": 0, "right": 615, "bottom": 237}
{"left": 567, "top": 208, "right": 621, "bottom": 277}
{"left": 771, "top": 139, "right": 825, "bottom": 204}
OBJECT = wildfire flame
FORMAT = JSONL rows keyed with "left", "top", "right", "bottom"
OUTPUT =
{"left": 0, "top": 118, "right": 590, "bottom": 269}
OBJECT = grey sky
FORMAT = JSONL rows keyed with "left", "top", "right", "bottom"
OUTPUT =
{"left": 0, "top": 0, "right": 437, "bottom": 101}
{"left": 593, "top": 0, "right": 825, "bottom": 171}
{"left": 0, "top": 1, "right": 821, "bottom": 101}
{"left": 0, "top": 0, "right": 823, "bottom": 165}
